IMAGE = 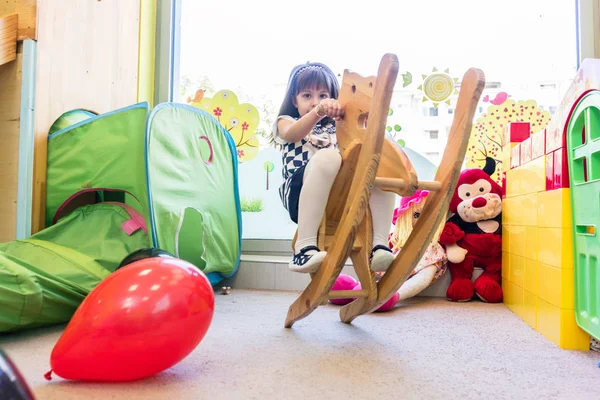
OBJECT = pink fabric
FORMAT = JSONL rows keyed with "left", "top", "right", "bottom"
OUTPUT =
{"left": 51, "top": 188, "right": 149, "bottom": 236}
{"left": 392, "top": 189, "right": 429, "bottom": 224}
{"left": 52, "top": 188, "right": 142, "bottom": 225}
{"left": 104, "top": 202, "right": 148, "bottom": 235}
{"left": 121, "top": 219, "right": 143, "bottom": 235}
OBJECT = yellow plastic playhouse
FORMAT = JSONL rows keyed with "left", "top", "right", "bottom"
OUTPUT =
{"left": 502, "top": 58, "right": 600, "bottom": 350}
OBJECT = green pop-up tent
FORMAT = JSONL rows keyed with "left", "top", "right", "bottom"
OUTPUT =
{"left": 0, "top": 102, "right": 242, "bottom": 332}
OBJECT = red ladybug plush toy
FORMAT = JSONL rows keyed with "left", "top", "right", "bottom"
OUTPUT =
{"left": 439, "top": 157, "right": 503, "bottom": 303}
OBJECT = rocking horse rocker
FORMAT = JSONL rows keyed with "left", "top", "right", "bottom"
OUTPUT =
{"left": 285, "top": 53, "right": 486, "bottom": 327}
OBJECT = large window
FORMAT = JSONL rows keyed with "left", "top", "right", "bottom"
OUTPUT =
{"left": 178, "top": 0, "right": 578, "bottom": 240}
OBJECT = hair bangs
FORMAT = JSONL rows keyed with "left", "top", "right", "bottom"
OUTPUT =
{"left": 295, "top": 68, "right": 339, "bottom": 98}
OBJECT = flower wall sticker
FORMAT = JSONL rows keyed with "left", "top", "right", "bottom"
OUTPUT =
{"left": 187, "top": 89, "right": 260, "bottom": 163}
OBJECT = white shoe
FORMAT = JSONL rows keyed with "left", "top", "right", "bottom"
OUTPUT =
{"left": 370, "top": 245, "right": 395, "bottom": 272}
{"left": 289, "top": 245, "right": 327, "bottom": 273}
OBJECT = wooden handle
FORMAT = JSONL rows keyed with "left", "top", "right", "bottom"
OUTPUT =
{"left": 374, "top": 177, "right": 441, "bottom": 192}
{"left": 328, "top": 290, "right": 368, "bottom": 299}
{"left": 417, "top": 181, "right": 442, "bottom": 191}
{"left": 374, "top": 177, "right": 406, "bottom": 189}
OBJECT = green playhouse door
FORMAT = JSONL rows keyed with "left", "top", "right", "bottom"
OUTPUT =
{"left": 567, "top": 90, "right": 600, "bottom": 341}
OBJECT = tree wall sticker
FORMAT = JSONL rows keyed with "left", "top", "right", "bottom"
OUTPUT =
{"left": 466, "top": 98, "right": 552, "bottom": 185}
{"left": 264, "top": 161, "right": 274, "bottom": 190}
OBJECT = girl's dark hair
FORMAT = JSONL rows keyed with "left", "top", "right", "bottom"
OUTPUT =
{"left": 267, "top": 62, "right": 340, "bottom": 147}
{"left": 278, "top": 62, "right": 340, "bottom": 118}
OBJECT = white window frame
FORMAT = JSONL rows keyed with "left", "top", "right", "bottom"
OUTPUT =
{"left": 577, "top": 0, "right": 600, "bottom": 67}
{"left": 155, "top": 0, "right": 181, "bottom": 104}
{"left": 158, "top": 0, "right": 292, "bottom": 254}
{"left": 161, "top": 1, "right": 591, "bottom": 256}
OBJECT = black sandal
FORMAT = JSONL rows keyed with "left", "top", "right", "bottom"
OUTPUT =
{"left": 293, "top": 245, "right": 321, "bottom": 266}
{"left": 289, "top": 245, "right": 326, "bottom": 273}
{"left": 370, "top": 245, "right": 392, "bottom": 261}
{"left": 370, "top": 245, "right": 394, "bottom": 273}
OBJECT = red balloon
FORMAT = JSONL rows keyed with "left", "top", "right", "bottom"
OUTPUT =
{"left": 46, "top": 257, "right": 214, "bottom": 382}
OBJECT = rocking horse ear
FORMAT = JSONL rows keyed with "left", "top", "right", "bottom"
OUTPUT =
{"left": 482, "top": 157, "right": 496, "bottom": 176}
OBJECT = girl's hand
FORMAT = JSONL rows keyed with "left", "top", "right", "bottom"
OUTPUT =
{"left": 314, "top": 99, "right": 343, "bottom": 121}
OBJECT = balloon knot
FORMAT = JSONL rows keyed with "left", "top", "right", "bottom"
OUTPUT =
{"left": 44, "top": 369, "right": 53, "bottom": 381}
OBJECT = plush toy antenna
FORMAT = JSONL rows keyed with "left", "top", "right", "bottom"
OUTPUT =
{"left": 483, "top": 156, "right": 496, "bottom": 176}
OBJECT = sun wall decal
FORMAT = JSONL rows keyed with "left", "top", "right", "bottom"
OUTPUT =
{"left": 418, "top": 67, "right": 459, "bottom": 108}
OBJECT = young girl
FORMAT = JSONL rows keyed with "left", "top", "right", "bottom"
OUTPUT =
{"left": 385, "top": 190, "right": 448, "bottom": 301}
{"left": 268, "top": 62, "right": 396, "bottom": 274}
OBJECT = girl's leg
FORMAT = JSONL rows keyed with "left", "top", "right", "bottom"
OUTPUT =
{"left": 291, "top": 148, "right": 341, "bottom": 273}
{"left": 369, "top": 187, "right": 396, "bottom": 272}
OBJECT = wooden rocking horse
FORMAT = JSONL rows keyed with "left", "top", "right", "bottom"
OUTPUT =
{"left": 285, "top": 53, "right": 485, "bottom": 328}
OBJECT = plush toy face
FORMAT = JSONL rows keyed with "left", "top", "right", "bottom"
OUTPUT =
{"left": 450, "top": 164, "right": 502, "bottom": 223}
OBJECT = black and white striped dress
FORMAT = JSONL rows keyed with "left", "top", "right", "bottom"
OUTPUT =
{"left": 272, "top": 115, "right": 337, "bottom": 223}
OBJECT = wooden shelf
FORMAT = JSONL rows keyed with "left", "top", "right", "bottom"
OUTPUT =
{"left": 0, "top": 13, "right": 17, "bottom": 66}
{"left": 0, "top": 0, "right": 38, "bottom": 66}
{"left": 15, "top": 0, "right": 36, "bottom": 41}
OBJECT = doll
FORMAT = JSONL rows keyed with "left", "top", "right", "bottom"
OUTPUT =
{"left": 329, "top": 190, "right": 448, "bottom": 310}
{"left": 385, "top": 189, "right": 448, "bottom": 301}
